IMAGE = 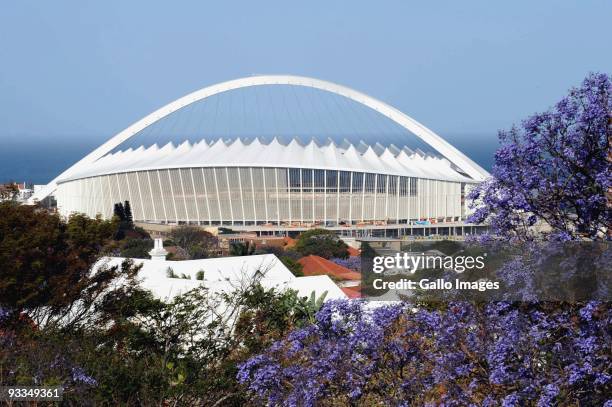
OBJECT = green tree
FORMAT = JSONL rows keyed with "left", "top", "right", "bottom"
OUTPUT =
{"left": 295, "top": 229, "right": 349, "bottom": 259}
{"left": 279, "top": 256, "right": 304, "bottom": 276}
{"left": 123, "top": 200, "right": 133, "bottom": 225}
{"left": 0, "top": 202, "right": 142, "bottom": 329}
{"left": 0, "top": 204, "right": 332, "bottom": 405}
{"left": 229, "top": 241, "right": 256, "bottom": 256}
{"left": 113, "top": 202, "right": 126, "bottom": 221}
{"left": 169, "top": 225, "right": 218, "bottom": 259}
{"left": 119, "top": 238, "right": 153, "bottom": 258}
{"left": 360, "top": 241, "right": 376, "bottom": 259}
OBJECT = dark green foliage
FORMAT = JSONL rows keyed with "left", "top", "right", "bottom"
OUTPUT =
{"left": 254, "top": 244, "right": 284, "bottom": 257}
{"left": 230, "top": 241, "right": 256, "bottom": 256}
{"left": 279, "top": 256, "right": 304, "bottom": 276}
{"left": 0, "top": 202, "right": 131, "bottom": 320}
{"left": 123, "top": 200, "right": 133, "bottom": 224}
{"left": 195, "top": 270, "right": 205, "bottom": 280}
{"left": 0, "top": 204, "right": 332, "bottom": 405}
{"left": 112, "top": 201, "right": 136, "bottom": 240}
{"left": 166, "top": 267, "right": 177, "bottom": 278}
{"left": 113, "top": 202, "right": 126, "bottom": 221}
{"left": 169, "top": 225, "right": 217, "bottom": 259}
{"left": 1, "top": 273, "right": 324, "bottom": 405}
{"left": 119, "top": 238, "right": 153, "bottom": 259}
{"left": 360, "top": 241, "right": 376, "bottom": 259}
{"left": 234, "top": 285, "right": 327, "bottom": 354}
{"left": 294, "top": 228, "right": 349, "bottom": 259}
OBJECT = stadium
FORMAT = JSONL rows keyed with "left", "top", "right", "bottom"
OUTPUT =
{"left": 33, "top": 75, "right": 489, "bottom": 235}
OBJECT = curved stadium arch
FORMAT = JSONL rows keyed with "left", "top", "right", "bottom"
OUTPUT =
{"left": 39, "top": 75, "right": 488, "bottom": 231}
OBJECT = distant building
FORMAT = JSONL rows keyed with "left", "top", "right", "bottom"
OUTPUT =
{"left": 0, "top": 181, "right": 33, "bottom": 202}
{"left": 217, "top": 232, "right": 289, "bottom": 255}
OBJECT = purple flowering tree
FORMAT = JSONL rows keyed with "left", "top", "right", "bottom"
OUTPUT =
{"left": 330, "top": 256, "right": 361, "bottom": 271}
{"left": 468, "top": 72, "right": 611, "bottom": 241}
{"left": 238, "top": 300, "right": 610, "bottom": 406}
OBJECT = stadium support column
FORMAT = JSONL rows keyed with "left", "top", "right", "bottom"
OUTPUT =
{"left": 385, "top": 174, "right": 389, "bottom": 222}
{"left": 237, "top": 168, "right": 245, "bottom": 224}
{"left": 156, "top": 170, "right": 168, "bottom": 223}
{"left": 189, "top": 168, "right": 201, "bottom": 224}
{"left": 178, "top": 170, "right": 189, "bottom": 223}
{"left": 80, "top": 177, "right": 86, "bottom": 217}
{"left": 323, "top": 169, "right": 327, "bottom": 224}
{"left": 167, "top": 169, "right": 179, "bottom": 223}
{"left": 146, "top": 172, "right": 157, "bottom": 222}
{"left": 122, "top": 173, "right": 133, "bottom": 221}
{"left": 312, "top": 170, "right": 315, "bottom": 224}
{"left": 373, "top": 175, "right": 378, "bottom": 221}
{"left": 213, "top": 168, "right": 222, "bottom": 225}
{"left": 286, "top": 168, "right": 291, "bottom": 225}
{"left": 336, "top": 171, "right": 340, "bottom": 226}
{"left": 201, "top": 168, "right": 212, "bottom": 225}
{"left": 348, "top": 172, "right": 353, "bottom": 224}
{"left": 106, "top": 175, "right": 114, "bottom": 219}
{"left": 361, "top": 173, "right": 366, "bottom": 222}
{"left": 396, "top": 176, "right": 400, "bottom": 224}
{"left": 249, "top": 168, "right": 257, "bottom": 225}
{"left": 275, "top": 169, "right": 280, "bottom": 225}
{"left": 224, "top": 168, "right": 234, "bottom": 225}
{"left": 135, "top": 172, "right": 145, "bottom": 222}
{"left": 300, "top": 169, "right": 304, "bottom": 224}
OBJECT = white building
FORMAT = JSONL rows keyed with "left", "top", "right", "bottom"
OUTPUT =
{"left": 97, "top": 252, "right": 346, "bottom": 302}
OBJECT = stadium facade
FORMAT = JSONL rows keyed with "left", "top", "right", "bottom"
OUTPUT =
{"left": 35, "top": 75, "right": 489, "bottom": 232}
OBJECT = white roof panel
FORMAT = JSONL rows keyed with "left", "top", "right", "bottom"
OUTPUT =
{"left": 59, "top": 138, "right": 474, "bottom": 183}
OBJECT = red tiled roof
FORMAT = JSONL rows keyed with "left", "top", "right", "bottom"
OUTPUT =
{"left": 297, "top": 255, "right": 361, "bottom": 281}
{"left": 283, "top": 236, "right": 297, "bottom": 248}
{"left": 347, "top": 246, "right": 361, "bottom": 257}
{"left": 341, "top": 285, "right": 362, "bottom": 299}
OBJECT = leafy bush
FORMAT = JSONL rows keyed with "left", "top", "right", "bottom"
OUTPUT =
{"left": 295, "top": 229, "right": 349, "bottom": 259}
{"left": 119, "top": 238, "right": 153, "bottom": 259}
{"left": 169, "top": 225, "right": 218, "bottom": 259}
{"left": 279, "top": 256, "right": 304, "bottom": 276}
{"left": 230, "top": 241, "right": 256, "bottom": 256}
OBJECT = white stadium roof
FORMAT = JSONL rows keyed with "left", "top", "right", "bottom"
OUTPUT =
{"left": 58, "top": 137, "right": 474, "bottom": 184}
{"left": 32, "top": 75, "right": 488, "bottom": 203}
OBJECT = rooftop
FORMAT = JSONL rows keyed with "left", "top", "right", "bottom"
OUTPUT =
{"left": 97, "top": 253, "right": 347, "bottom": 301}
{"left": 298, "top": 255, "right": 361, "bottom": 281}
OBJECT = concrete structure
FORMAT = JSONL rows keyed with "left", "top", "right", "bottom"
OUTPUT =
{"left": 0, "top": 182, "right": 33, "bottom": 202}
{"left": 148, "top": 238, "right": 169, "bottom": 261}
{"left": 35, "top": 75, "right": 488, "bottom": 234}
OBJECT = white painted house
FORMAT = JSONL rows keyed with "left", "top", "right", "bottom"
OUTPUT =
{"left": 96, "top": 242, "right": 346, "bottom": 302}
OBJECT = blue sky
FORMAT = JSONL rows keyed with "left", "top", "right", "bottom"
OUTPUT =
{"left": 0, "top": 1, "right": 610, "bottom": 182}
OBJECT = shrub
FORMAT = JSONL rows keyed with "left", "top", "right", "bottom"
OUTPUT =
{"left": 295, "top": 229, "right": 349, "bottom": 259}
